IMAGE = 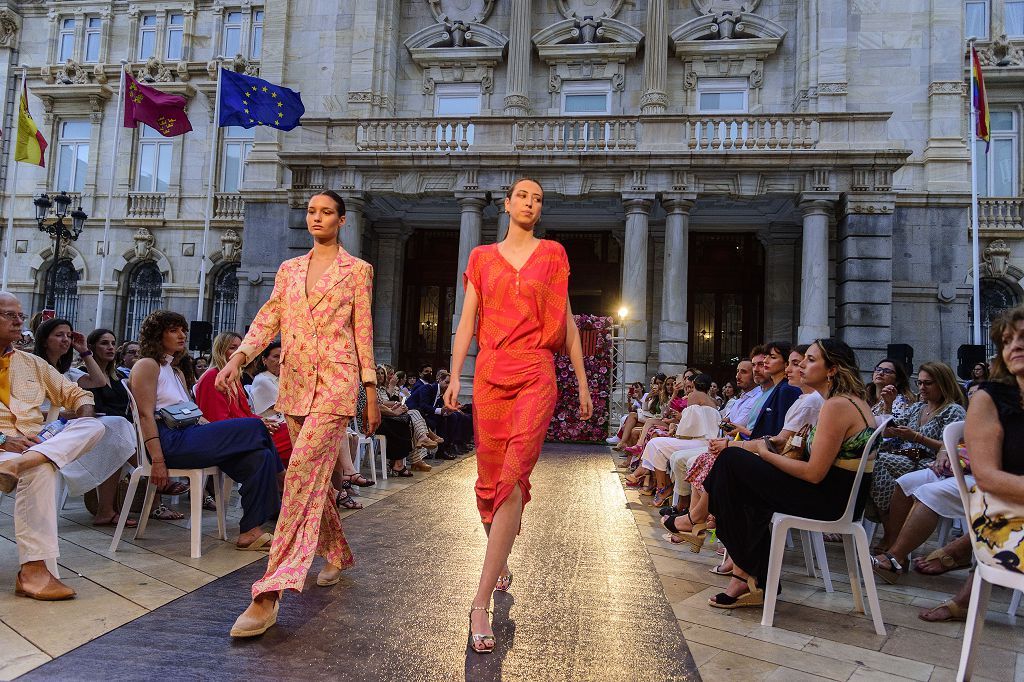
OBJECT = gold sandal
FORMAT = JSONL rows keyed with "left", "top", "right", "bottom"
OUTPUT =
{"left": 709, "top": 576, "right": 764, "bottom": 609}
{"left": 668, "top": 522, "right": 708, "bottom": 553}
{"left": 469, "top": 606, "right": 495, "bottom": 654}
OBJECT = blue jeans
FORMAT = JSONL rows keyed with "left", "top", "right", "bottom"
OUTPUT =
{"left": 158, "top": 418, "right": 282, "bottom": 533}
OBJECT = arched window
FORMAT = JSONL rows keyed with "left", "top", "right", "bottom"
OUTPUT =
{"left": 49, "top": 259, "right": 79, "bottom": 326}
{"left": 124, "top": 262, "right": 163, "bottom": 341}
{"left": 980, "top": 278, "right": 1021, "bottom": 358}
{"left": 210, "top": 265, "right": 239, "bottom": 336}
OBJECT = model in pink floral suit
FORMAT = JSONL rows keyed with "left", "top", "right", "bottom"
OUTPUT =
{"left": 218, "top": 190, "right": 381, "bottom": 638}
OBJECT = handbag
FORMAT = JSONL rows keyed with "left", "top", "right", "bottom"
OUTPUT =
{"left": 780, "top": 423, "right": 812, "bottom": 460}
{"left": 158, "top": 400, "right": 203, "bottom": 429}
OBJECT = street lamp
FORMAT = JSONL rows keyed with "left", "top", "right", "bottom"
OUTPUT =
{"left": 34, "top": 191, "right": 88, "bottom": 312}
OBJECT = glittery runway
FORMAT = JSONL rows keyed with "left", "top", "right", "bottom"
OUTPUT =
{"left": 22, "top": 444, "right": 698, "bottom": 681}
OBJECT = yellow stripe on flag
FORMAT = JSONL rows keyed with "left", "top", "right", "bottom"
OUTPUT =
{"left": 15, "top": 84, "right": 47, "bottom": 167}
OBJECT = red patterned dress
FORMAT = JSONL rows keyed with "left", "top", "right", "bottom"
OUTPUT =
{"left": 464, "top": 239, "right": 569, "bottom": 524}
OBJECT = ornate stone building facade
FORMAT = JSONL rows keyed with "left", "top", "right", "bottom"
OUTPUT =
{"left": 2, "top": 1, "right": 1021, "bottom": 389}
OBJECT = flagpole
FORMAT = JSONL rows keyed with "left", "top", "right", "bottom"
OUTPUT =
{"left": 969, "top": 40, "right": 982, "bottom": 346}
{"left": 94, "top": 60, "right": 129, "bottom": 328}
{"left": 1, "top": 67, "right": 28, "bottom": 291}
{"left": 197, "top": 58, "right": 224, "bottom": 321}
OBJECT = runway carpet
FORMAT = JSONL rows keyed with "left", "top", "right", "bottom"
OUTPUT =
{"left": 23, "top": 444, "right": 698, "bottom": 681}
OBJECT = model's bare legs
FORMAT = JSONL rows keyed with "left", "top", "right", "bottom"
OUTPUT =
{"left": 470, "top": 484, "right": 524, "bottom": 649}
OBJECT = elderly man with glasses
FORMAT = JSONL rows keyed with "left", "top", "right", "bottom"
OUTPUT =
{"left": 0, "top": 292, "right": 105, "bottom": 601}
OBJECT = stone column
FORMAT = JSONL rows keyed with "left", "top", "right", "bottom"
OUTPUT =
{"left": 659, "top": 195, "right": 696, "bottom": 373}
{"left": 340, "top": 194, "right": 365, "bottom": 258}
{"left": 640, "top": 0, "right": 668, "bottom": 115}
{"left": 494, "top": 197, "right": 510, "bottom": 243}
{"left": 453, "top": 195, "right": 486, "bottom": 396}
{"left": 836, "top": 195, "right": 895, "bottom": 365}
{"left": 622, "top": 197, "right": 653, "bottom": 384}
{"left": 503, "top": 0, "right": 531, "bottom": 116}
{"left": 372, "top": 226, "right": 404, "bottom": 365}
{"left": 797, "top": 194, "right": 837, "bottom": 343}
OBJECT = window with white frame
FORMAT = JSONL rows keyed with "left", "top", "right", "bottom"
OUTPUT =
{"left": 56, "top": 120, "right": 90, "bottom": 193}
{"left": 966, "top": 1, "right": 990, "bottom": 39}
{"left": 166, "top": 13, "right": 185, "bottom": 61}
{"left": 1007, "top": 1, "right": 1024, "bottom": 36}
{"left": 976, "top": 110, "right": 1019, "bottom": 197}
{"left": 84, "top": 17, "right": 102, "bottom": 63}
{"left": 138, "top": 14, "right": 157, "bottom": 60}
{"left": 560, "top": 82, "right": 612, "bottom": 149}
{"left": 221, "top": 126, "right": 255, "bottom": 192}
{"left": 223, "top": 11, "right": 244, "bottom": 58}
{"left": 136, "top": 125, "right": 173, "bottom": 193}
{"left": 58, "top": 18, "right": 76, "bottom": 62}
{"left": 251, "top": 10, "right": 264, "bottom": 59}
{"left": 434, "top": 83, "right": 481, "bottom": 148}
{"left": 697, "top": 78, "right": 749, "bottom": 113}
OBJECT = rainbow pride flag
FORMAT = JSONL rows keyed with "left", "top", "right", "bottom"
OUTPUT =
{"left": 971, "top": 45, "right": 990, "bottom": 151}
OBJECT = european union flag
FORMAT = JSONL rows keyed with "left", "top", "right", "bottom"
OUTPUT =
{"left": 218, "top": 68, "right": 304, "bottom": 131}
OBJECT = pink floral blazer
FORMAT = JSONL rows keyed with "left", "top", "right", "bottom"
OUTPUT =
{"left": 235, "top": 248, "right": 376, "bottom": 417}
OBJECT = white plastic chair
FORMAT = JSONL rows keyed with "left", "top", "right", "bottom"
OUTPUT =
{"left": 942, "top": 421, "right": 1024, "bottom": 680}
{"left": 351, "top": 430, "right": 388, "bottom": 482}
{"left": 109, "top": 380, "right": 227, "bottom": 559}
{"left": 762, "top": 416, "right": 892, "bottom": 636}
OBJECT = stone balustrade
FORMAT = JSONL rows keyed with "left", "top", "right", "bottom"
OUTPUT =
{"left": 978, "top": 197, "right": 1024, "bottom": 232}
{"left": 214, "top": 193, "right": 245, "bottom": 221}
{"left": 340, "top": 112, "right": 892, "bottom": 155}
{"left": 126, "top": 192, "right": 166, "bottom": 219}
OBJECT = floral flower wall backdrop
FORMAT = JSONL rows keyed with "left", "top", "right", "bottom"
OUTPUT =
{"left": 547, "top": 314, "right": 613, "bottom": 443}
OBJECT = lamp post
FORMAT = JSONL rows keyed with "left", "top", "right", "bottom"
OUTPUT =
{"left": 34, "top": 191, "right": 87, "bottom": 313}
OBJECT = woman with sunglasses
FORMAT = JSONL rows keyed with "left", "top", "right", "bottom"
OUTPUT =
{"left": 869, "top": 362, "right": 965, "bottom": 563}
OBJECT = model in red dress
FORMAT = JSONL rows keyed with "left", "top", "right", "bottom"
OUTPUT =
{"left": 447, "top": 178, "right": 592, "bottom": 654}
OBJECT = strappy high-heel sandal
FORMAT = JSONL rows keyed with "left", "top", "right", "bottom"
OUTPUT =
{"left": 649, "top": 486, "right": 672, "bottom": 507}
{"left": 495, "top": 571, "right": 513, "bottom": 592}
{"left": 469, "top": 606, "right": 495, "bottom": 654}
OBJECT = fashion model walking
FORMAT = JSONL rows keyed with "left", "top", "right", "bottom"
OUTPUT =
{"left": 218, "top": 190, "right": 381, "bottom": 638}
{"left": 446, "top": 178, "right": 593, "bottom": 653}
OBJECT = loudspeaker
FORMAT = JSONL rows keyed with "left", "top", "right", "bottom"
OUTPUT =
{"left": 957, "top": 344, "right": 987, "bottom": 381}
{"left": 886, "top": 344, "right": 914, "bottom": 375}
{"left": 189, "top": 320, "right": 213, "bottom": 352}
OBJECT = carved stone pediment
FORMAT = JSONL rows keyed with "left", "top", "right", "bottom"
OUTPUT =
{"left": 533, "top": 18, "right": 642, "bottom": 94}
{"left": 406, "top": 22, "right": 508, "bottom": 53}
{"left": 406, "top": 21, "right": 506, "bottom": 100}
{"left": 671, "top": 12, "right": 786, "bottom": 44}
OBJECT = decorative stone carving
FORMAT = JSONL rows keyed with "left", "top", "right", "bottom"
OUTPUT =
{"left": 406, "top": 22, "right": 508, "bottom": 51}
{"left": 556, "top": 0, "right": 626, "bottom": 19}
{"left": 133, "top": 228, "right": 156, "bottom": 261}
{"left": 985, "top": 239, "right": 1012, "bottom": 278}
{"left": 533, "top": 18, "right": 641, "bottom": 95}
{"left": 220, "top": 229, "right": 242, "bottom": 263}
{"left": 576, "top": 16, "right": 601, "bottom": 44}
{"left": 136, "top": 56, "right": 174, "bottom": 83}
{"left": 422, "top": 76, "right": 436, "bottom": 94}
{"left": 693, "top": 0, "right": 761, "bottom": 13}
{"left": 480, "top": 73, "right": 493, "bottom": 93}
{"left": 928, "top": 81, "right": 966, "bottom": 96}
{"left": 0, "top": 8, "right": 20, "bottom": 49}
{"left": 348, "top": 91, "right": 373, "bottom": 103}
{"left": 209, "top": 55, "right": 260, "bottom": 80}
{"left": 974, "top": 34, "right": 1024, "bottom": 67}
{"left": 51, "top": 59, "right": 90, "bottom": 85}
{"left": 428, "top": 0, "right": 496, "bottom": 24}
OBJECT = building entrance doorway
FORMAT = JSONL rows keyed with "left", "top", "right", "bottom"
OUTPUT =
{"left": 545, "top": 230, "right": 621, "bottom": 315}
{"left": 688, "top": 233, "right": 765, "bottom": 382}
{"left": 398, "top": 230, "right": 459, "bottom": 374}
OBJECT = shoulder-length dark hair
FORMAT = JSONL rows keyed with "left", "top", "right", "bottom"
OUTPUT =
{"left": 138, "top": 310, "right": 189, "bottom": 364}
{"left": 33, "top": 318, "right": 74, "bottom": 373}
{"left": 865, "top": 357, "right": 914, "bottom": 405}
{"left": 815, "top": 338, "right": 867, "bottom": 400}
{"left": 87, "top": 328, "right": 119, "bottom": 381}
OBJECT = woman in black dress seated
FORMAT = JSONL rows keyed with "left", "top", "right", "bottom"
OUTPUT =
{"left": 704, "top": 339, "right": 877, "bottom": 609}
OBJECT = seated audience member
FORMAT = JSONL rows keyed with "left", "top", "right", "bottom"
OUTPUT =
{"left": 616, "top": 374, "right": 668, "bottom": 452}
{"left": 870, "top": 362, "right": 965, "bottom": 547}
{"left": 130, "top": 310, "right": 281, "bottom": 550}
{"left": 658, "top": 359, "right": 762, "bottom": 516}
{"left": 667, "top": 345, "right": 823, "bottom": 550}
{"left": 33, "top": 320, "right": 137, "bottom": 528}
{"left": 611, "top": 377, "right": 661, "bottom": 448}
{"left": 719, "top": 381, "right": 738, "bottom": 414}
{"left": 625, "top": 373, "right": 717, "bottom": 460}
{"left": 406, "top": 369, "right": 472, "bottom": 459}
{"left": 214, "top": 337, "right": 292, "bottom": 465}
{"left": 115, "top": 340, "right": 140, "bottom": 379}
{"left": 720, "top": 346, "right": 771, "bottom": 439}
{"left": 871, "top": 440, "right": 974, "bottom": 583}
{"left": 866, "top": 357, "right": 915, "bottom": 419}
{"left": 355, "top": 380, "right": 416, "bottom": 477}
{"left": 702, "top": 339, "right": 876, "bottom": 609}
{"left": 378, "top": 365, "right": 440, "bottom": 471}
{"left": 194, "top": 355, "right": 210, "bottom": 375}
{"left": 621, "top": 375, "right": 678, "bottom": 457}
{"left": 742, "top": 341, "right": 802, "bottom": 439}
{"left": 416, "top": 364, "right": 434, "bottom": 388}
{"left": 0, "top": 292, "right": 106, "bottom": 600}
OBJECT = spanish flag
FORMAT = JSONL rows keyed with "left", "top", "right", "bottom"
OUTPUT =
{"left": 971, "top": 45, "right": 990, "bottom": 151}
{"left": 14, "top": 83, "right": 47, "bottom": 167}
